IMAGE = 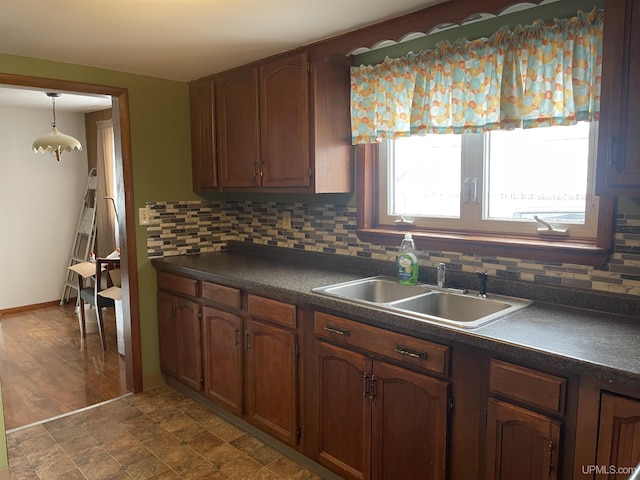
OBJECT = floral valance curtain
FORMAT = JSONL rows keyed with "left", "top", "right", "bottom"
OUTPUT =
{"left": 350, "top": 8, "right": 603, "bottom": 144}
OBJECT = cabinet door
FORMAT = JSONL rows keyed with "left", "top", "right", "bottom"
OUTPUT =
{"left": 176, "top": 295, "right": 203, "bottom": 392}
{"left": 245, "top": 318, "right": 298, "bottom": 446}
{"left": 317, "top": 341, "right": 371, "bottom": 480}
{"left": 157, "top": 291, "right": 178, "bottom": 379}
{"left": 485, "top": 398, "right": 561, "bottom": 480}
{"left": 202, "top": 306, "right": 243, "bottom": 416}
{"left": 371, "top": 360, "right": 448, "bottom": 480}
{"left": 596, "top": 393, "right": 640, "bottom": 479}
{"left": 189, "top": 78, "right": 217, "bottom": 191}
{"left": 596, "top": 0, "right": 640, "bottom": 195}
{"left": 259, "top": 52, "right": 310, "bottom": 188}
{"left": 216, "top": 67, "right": 260, "bottom": 188}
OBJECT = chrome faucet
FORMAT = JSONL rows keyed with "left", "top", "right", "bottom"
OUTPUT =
{"left": 437, "top": 263, "right": 446, "bottom": 288}
{"left": 476, "top": 272, "right": 488, "bottom": 297}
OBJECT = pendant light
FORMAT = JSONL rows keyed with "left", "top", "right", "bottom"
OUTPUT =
{"left": 32, "top": 92, "right": 83, "bottom": 161}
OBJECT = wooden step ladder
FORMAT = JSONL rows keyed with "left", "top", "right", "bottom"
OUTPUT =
{"left": 60, "top": 168, "right": 98, "bottom": 304}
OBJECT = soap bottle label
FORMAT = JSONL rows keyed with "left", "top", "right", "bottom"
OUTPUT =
{"left": 397, "top": 252, "right": 418, "bottom": 284}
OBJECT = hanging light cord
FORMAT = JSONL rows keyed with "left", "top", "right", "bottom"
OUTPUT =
{"left": 50, "top": 95, "right": 57, "bottom": 128}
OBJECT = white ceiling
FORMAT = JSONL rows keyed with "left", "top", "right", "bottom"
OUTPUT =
{"left": 0, "top": 0, "right": 448, "bottom": 112}
{"left": 0, "top": 85, "right": 112, "bottom": 112}
{"left": 0, "top": 0, "right": 445, "bottom": 83}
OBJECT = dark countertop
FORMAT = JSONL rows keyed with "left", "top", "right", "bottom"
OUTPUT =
{"left": 152, "top": 249, "right": 640, "bottom": 389}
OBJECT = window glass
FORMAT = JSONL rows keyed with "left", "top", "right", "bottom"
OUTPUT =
{"left": 484, "top": 123, "right": 591, "bottom": 224}
{"left": 389, "top": 135, "right": 462, "bottom": 218}
{"left": 379, "top": 122, "right": 598, "bottom": 238}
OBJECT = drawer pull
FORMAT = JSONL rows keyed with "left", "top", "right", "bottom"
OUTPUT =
{"left": 324, "top": 325, "right": 350, "bottom": 337}
{"left": 395, "top": 345, "right": 427, "bottom": 360}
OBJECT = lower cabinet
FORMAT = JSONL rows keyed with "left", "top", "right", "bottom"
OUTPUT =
{"left": 157, "top": 274, "right": 300, "bottom": 448}
{"left": 245, "top": 317, "right": 298, "bottom": 445}
{"left": 314, "top": 311, "right": 450, "bottom": 480}
{"left": 485, "top": 398, "right": 561, "bottom": 480}
{"left": 595, "top": 393, "right": 640, "bottom": 479}
{"left": 485, "top": 359, "right": 566, "bottom": 480}
{"left": 157, "top": 286, "right": 203, "bottom": 393}
{"left": 245, "top": 294, "right": 299, "bottom": 446}
{"left": 202, "top": 305, "right": 243, "bottom": 416}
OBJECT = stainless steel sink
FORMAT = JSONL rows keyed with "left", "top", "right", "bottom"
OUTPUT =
{"left": 315, "top": 276, "right": 430, "bottom": 303}
{"left": 312, "top": 276, "right": 531, "bottom": 329}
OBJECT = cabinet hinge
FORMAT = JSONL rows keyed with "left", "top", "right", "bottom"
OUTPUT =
{"left": 200, "top": 376, "right": 204, "bottom": 386}
{"left": 296, "top": 426, "right": 302, "bottom": 440}
{"left": 295, "top": 344, "right": 300, "bottom": 357}
{"left": 448, "top": 396, "right": 455, "bottom": 414}
{"left": 308, "top": 167, "right": 313, "bottom": 178}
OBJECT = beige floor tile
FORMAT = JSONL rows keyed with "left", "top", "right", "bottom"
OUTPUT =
{"left": 6, "top": 385, "right": 325, "bottom": 480}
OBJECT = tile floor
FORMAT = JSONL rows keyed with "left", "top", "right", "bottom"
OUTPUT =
{"left": 6, "top": 385, "right": 324, "bottom": 480}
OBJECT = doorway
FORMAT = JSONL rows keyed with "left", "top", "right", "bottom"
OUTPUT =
{"left": 0, "top": 73, "right": 143, "bottom": 402}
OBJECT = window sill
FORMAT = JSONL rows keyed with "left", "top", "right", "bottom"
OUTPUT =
{"left": 356, "top": 227, "right": 611, "bottom": 266}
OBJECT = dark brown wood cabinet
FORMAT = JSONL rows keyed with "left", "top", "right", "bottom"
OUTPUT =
{"left": 216, "top": 52, "right": 310, "bottom": 190}
{"left": 485, "top": 360, "right": 566, "bottom": 480}
{"left": 202, "top": 306, "right": 243, "bottom": 416}
{"left": 157, "top": 290, "right": 179, "bottom": 379}
{"left": 245, "top": 295, "right": 299, "bottom": 446}
{"left": 201, "top": 281, "right": 244, "bottom": 416}
{"left": 595, "top": 393, "right": 640, "bottom": 479}
{"left": 596, "top": 0, "right": 640, "bottom": 195}
{"left": 485, "top": 398, "right": 561, "bottom": 480}
{"left": 206, "top": 49, "right": 352, "bottom": 193}
{"left": 314, "top": 312, "right": 449, "bottom": 480}
{"left": 216, "top": 66, "right": 261, "bottom": 188}
{"left": 245, "top": 318, "right": 298, "bottom": 446}
{"left": 157, "top": 289, "right": 203, "bottom": 393}
{"left": 189, "top": 78, "right": 217, "bottom": 192}
{"left": 317, "top": 341, "right": 371, "bottom": 480}
{"left": 259, "top": 52, "right": 310, "bottom": 188}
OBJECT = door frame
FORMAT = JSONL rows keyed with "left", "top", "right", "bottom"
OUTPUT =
{"left": 0, "top": 72, "right": 143, "bottom": 393}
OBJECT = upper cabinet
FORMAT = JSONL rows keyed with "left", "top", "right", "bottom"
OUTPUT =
{"left": 189, "top": 78, "right": 217, "bottom": 191}
{"left": 216, "top": 53, "right": 310, "bottom": 189}
{"left": 216, "top": 66, "right": 261, "bottom": 188}
{"left": 596, "top": 0, "right": 640, "bottom": 196}
{"left": 189, "top": 48, "right": 353, "bottom": 194}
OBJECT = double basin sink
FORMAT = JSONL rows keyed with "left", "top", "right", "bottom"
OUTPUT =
{"left": 312, "top": 276, "right": 531, "bottom": 329}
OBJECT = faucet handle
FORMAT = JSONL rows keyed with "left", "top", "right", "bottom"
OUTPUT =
{"left": 476, "top": 271, "right": 488, "bottom": 297}
{"left": 437, "top": 263, "right": 446, "bottom": 288}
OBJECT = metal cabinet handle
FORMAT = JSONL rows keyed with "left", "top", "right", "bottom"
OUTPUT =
{"left": 395, "top": 345, "right": 427, "bottom": 359}
{"left": 324, "top": 325, "right": 350, "bottom": 337}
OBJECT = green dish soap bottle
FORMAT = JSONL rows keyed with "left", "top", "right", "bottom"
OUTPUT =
{"left": 397, "top": 233, "right": 419, "bottom": 285}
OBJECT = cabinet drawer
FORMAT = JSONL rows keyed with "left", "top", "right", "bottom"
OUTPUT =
{"left": 489, "top": 359, "right": 566, "bottom": 415}
{"left": 157, "top": 271, "right": 199, "bottom": 297}
{"left": 202, "top": 281, "right": 242, "bottom": 310}
{"left": 314, "top": 312, "right": 449, "bottom": 376}
{"left": 248, "top": 295, "right": 296, "bottom": 328}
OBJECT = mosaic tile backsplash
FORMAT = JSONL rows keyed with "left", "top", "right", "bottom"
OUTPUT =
{"left": 147, "top": 200, "right": 640, "bottom": 297}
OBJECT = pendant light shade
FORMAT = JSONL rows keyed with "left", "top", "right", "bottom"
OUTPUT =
{"left": 32, "top": 92, "right": 83, "bottom": 161}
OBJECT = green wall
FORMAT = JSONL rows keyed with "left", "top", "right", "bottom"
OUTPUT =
{"left": 0, "top": 53, "right": 195, "bottom": 392}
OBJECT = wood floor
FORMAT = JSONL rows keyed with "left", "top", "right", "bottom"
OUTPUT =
{"left": 0, "top": 303, "right": 128, "bottom": 431}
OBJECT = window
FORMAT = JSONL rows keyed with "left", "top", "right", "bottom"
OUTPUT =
{"left": 352, "top": 5, "right": 613, "bottom": 266}
{"left": 378, "top": 122, "right": 599, "bottom": 239}
{"left": 356, "top": 119, "right": 613, "bottom": 266}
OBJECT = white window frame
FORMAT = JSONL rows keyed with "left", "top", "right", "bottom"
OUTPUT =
{"left": 377, "top": 122, "right": 601, "bottom": 241}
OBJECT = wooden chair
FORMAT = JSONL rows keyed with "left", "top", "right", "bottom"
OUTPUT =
{"left": 78, "top": 258, "right": 121, "bottom": 350}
